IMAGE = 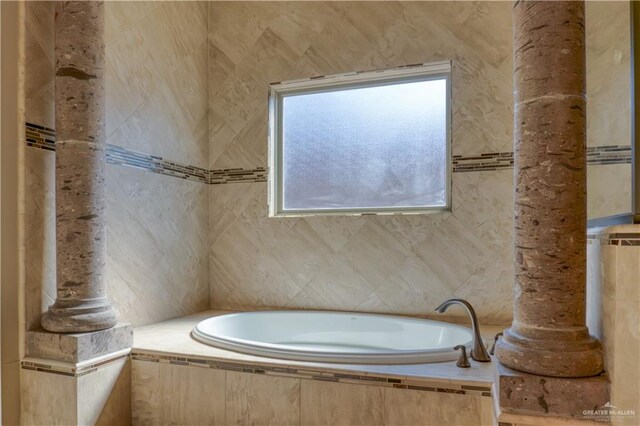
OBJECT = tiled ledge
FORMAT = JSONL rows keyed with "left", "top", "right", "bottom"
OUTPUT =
{"left": 587, "top": 223, "right": 640, "bottom": 246}
{"left": 21, "top": 348, "right": 130, "bottom": 378}
{"left": 132, "top": 310, "right": 502, "bottom": 396}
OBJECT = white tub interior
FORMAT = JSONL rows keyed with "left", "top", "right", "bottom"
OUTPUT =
{"left": 192, "top": 311, "right": 473, "bottom": 364}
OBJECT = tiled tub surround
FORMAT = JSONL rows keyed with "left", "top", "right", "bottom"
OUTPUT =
{"left": 206, "top": 1, "right": 633, "bottom": 323}
{"left": 132, "top": 311, "right": 498, "bottom": 426}
{"left": 22, "top": 0, "right": 631, "bottom": 330}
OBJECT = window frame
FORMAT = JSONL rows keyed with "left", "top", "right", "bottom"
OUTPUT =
{"left": 268, "top": 61, "right": 452, "bottom": 217}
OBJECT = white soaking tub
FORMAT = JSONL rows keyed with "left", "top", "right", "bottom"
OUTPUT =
{"left": 192, "top": 311, "right": 472, "bottom": 364}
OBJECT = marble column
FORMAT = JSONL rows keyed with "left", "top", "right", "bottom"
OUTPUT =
{"left": 41, "top": 0, "right": 118, "bottom": 332}
{"left": 495, "top": 0, "right": 604, "bottom": 377}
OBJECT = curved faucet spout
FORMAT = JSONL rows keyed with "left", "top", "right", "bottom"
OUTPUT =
{"left": 435, "top": 298, "right": 491, "bottom": 363}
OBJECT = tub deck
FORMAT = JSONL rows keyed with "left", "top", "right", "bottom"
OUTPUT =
{"left": 133, "top": 310, "right": 504, "bottom": 391}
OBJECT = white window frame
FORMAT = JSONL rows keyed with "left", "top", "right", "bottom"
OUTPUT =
{"left": 268, "top": 61, "right": 452, "bottom": 217}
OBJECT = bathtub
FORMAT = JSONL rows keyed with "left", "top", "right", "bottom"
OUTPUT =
{"left": 192, "top": 311, "right": 473, "bottom": 364}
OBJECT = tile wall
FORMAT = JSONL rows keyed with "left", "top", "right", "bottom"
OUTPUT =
{"left": 22, "top": 1, "right": 632, "bottom": 329}
{"left": 206, "top": 1, "right": 632, "bottom": 324}
{"left": 585, "top": 1, "right": 632, "bottom": 218}
{"left": 206, "top": 1, "right": 514, "bottom": 323}
{"left": 24, "top": 1, "right": 210, "bottom": 329}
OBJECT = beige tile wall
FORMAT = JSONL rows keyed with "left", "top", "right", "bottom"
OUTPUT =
{"left": 586, "top": 1, "right": 632, "bottom": 218}
{"left": 23, "top": 1, "right": 210, "bottom": 328}
{"left": 207, "top": 1, "right": 633, "bottom": 322}
{"left": 22, "top": 0, "right": 633, "bottom": 330}
{"left": 208, "top": 1, "right": 515, "bottom": 324}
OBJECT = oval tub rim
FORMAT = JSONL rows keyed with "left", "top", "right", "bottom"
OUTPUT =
{"left": 191, "top": 310, "right": 473, "bottom": 365}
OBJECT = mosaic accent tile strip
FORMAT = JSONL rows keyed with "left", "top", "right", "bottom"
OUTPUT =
{"left": 453, "top": 145, "right": 632, "bottom": 172}
{"left": 130, "top": 351, "right": 492, "bottom": 397}
{"left": 210, "top": 167, "right": 267, "bottom": 184}
{"left": 107, "top": 145, "right": 209, "bottom": 184}
{"left": 20, "top": 351, "right": 130, "bottom": 378}
{"left": 25, "top": 122, "right": 263, "bottom": 184}
{"left": 26, "top": 123, "right": 633, "bottom": 183}
{"left": 587, "top": 232, "right": 640, "bottom": 246}
{"left": 452, "top": 152, "right": 513, "bottom": 173}
{"left": 27, "top": 122, "right": 210, "bottom": 183}
{"left": 587, "top": 145, "right": 633, "bottom": 165}
{"left": 25, "top": 123, "right": 56, "bottom": 151}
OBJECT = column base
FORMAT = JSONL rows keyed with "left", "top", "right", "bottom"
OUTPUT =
{"left": 494, "top": 363, "right": 610, "bottom": 422}
{"left": 41, "top": 299, "right": 118, "bottom": 333}
{"left": 495, "top": 327, "right": 604, "bottom": 377}
{"left": 27, "top": 322, "right": 132, "bottom": 363}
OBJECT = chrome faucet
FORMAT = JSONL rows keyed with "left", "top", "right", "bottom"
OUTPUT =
{"left": 435, "top": 298, "right": 491, "bottom": 362}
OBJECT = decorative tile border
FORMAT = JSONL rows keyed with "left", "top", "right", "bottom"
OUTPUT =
{"left": 27, "top": 123, "right": 210, "bottom": 184}
{"left": 587, "top": 145, "right": 633, "bottom": 165}
{"left": 130, "top": 351, "right": 492, "bottom": 398}
{"left": 453, "top": 145, "right": 632, "bottom": 173}
{"left": 210, "top": 167, "right": 267, "bottom": 184}
{"left": 587, "top": 232, "right": 640, "bottom": 246}
{"left": 452, "top": 152, "right": 513, "bottom": 173}
{"left": 25, "top": 123, "right": 56, "bottom": 151}
{"left": 107, "top": 145, "right": 209, "bottom": 184}
{"left": 26, "top": 122, "right": 264, "bottom": 184}
{"left": 26, "top": 123, "right": 632, "bottom": 183}
{"left": 22, "top": 343, "right": 493, "bottom": 398}
{"left": 21, "top": 350, "right": 130, "bottom": 378}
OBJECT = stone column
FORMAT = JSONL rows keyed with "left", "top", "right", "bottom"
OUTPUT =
{"left": 41, "top": 0, "right": 118, "bottom": 332}
{"left": 494, "top": 1, "right": 603, "bottom": 378}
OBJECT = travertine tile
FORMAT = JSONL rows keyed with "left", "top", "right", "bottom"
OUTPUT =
{"left": 300, "top": 380, "right": 384, "bottom": 426}
{"left": 133, "top": 359, "right": 226, "bottom": 425}
{"left": 384, "top": 387, "right": 488, "bottom": 426}
{"left": 341, "top": 221, "right": 414, "bottom": 290}
{"left": 208, "top": 1, "right": 514, "bottom": 319}
{"left": 24, "top": 148, "right": 56, "bottom": 330}
{"left": 226, "top": 371, "right": 300, "bottom": 426}
{"left": 106, "top": 166, "right": 209, "bottom": 326}
{"left": 371, "top": 257, "right": 451, "bottom": 315}
{"left": 131, "top": 359, "right": 161, "bottom": 425}
{"left": 207, "top": 1, "right": 629, "bottom": 321}
{"left": 133, "top": 310, "right": 501, "bottom": 385}
{"left": 585, "top": 1, "right": 632, "bottom": 218}
{"left": 78, "top": 357, "right": 131, "bottom": 426}
{"left": 614, "top": 247, "right": 640, "bottom": 302}
{"left": 587, "top": 165, "right": 632, "bottom": 219}
{"left": 25, "top": 9, "right": 55, "bottom": 128}
{"left": 160, "top": 362, "right": 225, "bottom": 426}
{"left": 21, "top": 368, "right": 76, "bottom": 426}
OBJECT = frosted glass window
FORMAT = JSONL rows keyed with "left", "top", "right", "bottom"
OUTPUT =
{"left": 269, "top": 62, "right": 451, "bottom": 216}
